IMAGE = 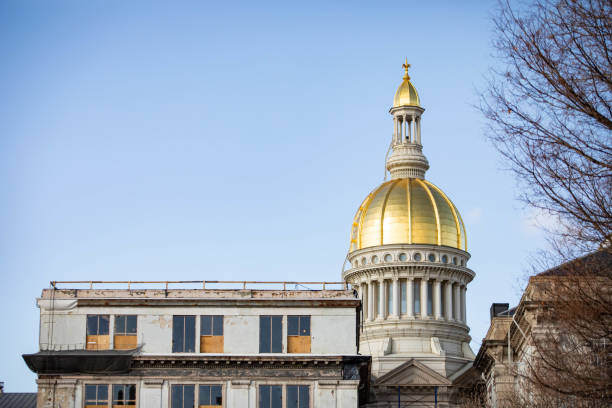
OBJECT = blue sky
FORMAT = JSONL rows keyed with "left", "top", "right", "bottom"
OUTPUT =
{"left": 0, "top": 0, "right": 548, "bottom": 391}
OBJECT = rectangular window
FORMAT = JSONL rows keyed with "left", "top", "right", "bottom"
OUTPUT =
{"left": 259, "top": 316, "right": 282, "bottom": 353}
{"left": 171, "top": 385, "right": 194, "bottom": 408}
{"left": 112, "top": 384, "right": 136, "bottom": 407}
{"left": 199, "top": 384, "right": 222, "bottom": 407}
{"left": 287, "top": 385, "right": 309, "bottom": 408}
{"left": 84, "top": 384, "right": 108, "bottom": 408}
{"left": 374, "top": 282, "right": 379, "bottom": 316}
{"left": 427, "top": 281, "right": 433, "bottom": 316}
{"left": 259, "top": 385, "right": 282, "bottom": 408}
{"left": 172, "top": 316, "right": 195, "bottom": 353}
{"left": 413, "top": 280, "right": 421, "bottom": 314}
{"left": 387, "top": 281, "right": 393, "bottom": 315}
{"left": 441, "top": 284, "right": 446, "bottom": 317}
{"left": 400, "top": 280, "right": 407, "bottom": 314}
{"left": 287, "top": 316, "right": 310, "bottom": 353}
{"left": 200, "top": 315, "right": 224, "bottom": 353}
{"left": 86, "top": 315, "right": 110, "bottom": 350}
{"left": 114, "top": 315, "right": 137, "bottom": 350}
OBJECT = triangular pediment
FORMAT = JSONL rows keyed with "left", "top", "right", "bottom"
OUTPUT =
{"left": 374, "top": 359, "right": 451, "bottom": 387}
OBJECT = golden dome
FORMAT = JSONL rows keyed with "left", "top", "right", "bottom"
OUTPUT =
{"left": 393, "top": 60, "right": 420, "bottom": 108}
{"left": 349, "top": 178, "right": 467, "bottom": 252}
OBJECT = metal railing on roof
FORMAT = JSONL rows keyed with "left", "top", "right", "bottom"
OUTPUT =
{"left": 49, "top": 280, "right": 350, "bottom": 291}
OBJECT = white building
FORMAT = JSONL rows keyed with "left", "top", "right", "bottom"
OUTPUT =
{"left": 24, "top": 282, "right": 369, "bottom": 408}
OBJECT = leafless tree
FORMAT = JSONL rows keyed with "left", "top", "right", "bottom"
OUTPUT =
{"left": 481, "top": 0, "right": 612, "bottom": 254}
{"left": 478, "top": 0, "right": 612, "bottom": 406}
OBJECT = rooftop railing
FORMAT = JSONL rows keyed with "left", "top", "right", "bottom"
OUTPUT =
{"left": 49, "top": 280, "right": 351, "bottom": 291}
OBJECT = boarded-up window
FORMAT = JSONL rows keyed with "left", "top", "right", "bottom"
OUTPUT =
{"left": 287, "top": 316, "right": 310, "bottom": 353}
{"left": 259, "top": 385, "right": 282, "bottom": 408}
{"left": 112, "top": 384, "right": 136, "bottom": 407}
{"left": 259, "top": 316, "right": 282, "bottom": 353}
{"left": 287, "top": 385, "right": 309, "bottom": 408}
{"left": 200, "top": 316, "right": 223, "bottom": 353}
{"left": 84, "top": 384, "right": 108, "bottom": 408}
{"left": 86, "top": 315, "right": 109, "bottom": 350}
{"left": 172, "top": 316, "right": 195, "bottom": 353}
{"left": 198, "top": 384, "right": 222, "bottom": 407}
{"left": 114, "top": 315, "right": 137, "bottom": 350}
{"left": 171, "top": 384, "right": 194, "bottom": 408}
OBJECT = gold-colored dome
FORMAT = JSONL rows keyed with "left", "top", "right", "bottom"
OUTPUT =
{"left": 393, "top": 59, "right": 420, "bottom": 107}
{"left": 349, "top": 178, "right": 467, "bottom": 252}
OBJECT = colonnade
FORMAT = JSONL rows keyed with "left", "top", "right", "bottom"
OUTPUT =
{"left": 393, "top": 114, "right": 421, "bottom": 145}
{"left": 360, "top": 277, "right": 467, "bottom": 324}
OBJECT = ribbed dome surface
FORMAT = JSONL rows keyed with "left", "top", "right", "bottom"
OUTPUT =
{"left": 393, "top": 78, "right": 420, "bottom": 107}
{"left": 350, "top": 178, "right": 466, "bottom": 251}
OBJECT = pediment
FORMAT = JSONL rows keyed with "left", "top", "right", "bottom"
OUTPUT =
{"left": 374, "top": 359, "right": 451, "bottom": 387}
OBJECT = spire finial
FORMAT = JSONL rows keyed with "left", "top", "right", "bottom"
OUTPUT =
{"left": 402, "top": 58, "right": 411, "bottom": 80}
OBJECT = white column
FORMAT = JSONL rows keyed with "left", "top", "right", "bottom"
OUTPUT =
{"left": 453, "top": 283, "right": 461, "bottom": 321}
{"left": 406, "top": 115, "right": 411, "bottom": 142}
{"left": 392, "top": 278, "right": 400, "bottom": 318}
{"left": 444, "top": 281, "right": 452, "bottom": 320}
{"left": 461, "top": 285, "right": 467, "bottom": 323}
{"left": 378, "top": 278, "right": 385, "bottom": 319}
{"left": 433, "top": 280, "right": 442, "bottom": 319}
{"left": 420, "top": 278, "right": 428, "bottom": 318}
{"left": 407, "top": 278, "right": 414, "bottom": 318}
{"left": 367, "top": 281, "right": 374, "bottom": 322}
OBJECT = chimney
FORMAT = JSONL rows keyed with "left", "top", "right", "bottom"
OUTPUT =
{"left": 490, "top": 303, "right": 509, "bottom": 320}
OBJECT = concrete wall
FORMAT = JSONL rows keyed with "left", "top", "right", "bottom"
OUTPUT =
{"left": 38, "top": 302, "right": 357, "bottom": 355}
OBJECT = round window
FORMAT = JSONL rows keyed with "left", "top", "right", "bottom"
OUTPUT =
{"left": 361, "top": 257, "right": 367, "bottom": 265}
{"left": 441, "top": 255, "right": 448, "bottom": 264}
{"left": 399, "top": 253, "right": 408, "bottom": 262}
{"left": 428, "top": 253, "right": 436, "bottom": 262}
{"left": 414, "top": 253, "right": 422, "bottom": 262}
{"left": 384, "top": 254, "right": 392, "bottom": 262}
{"left": 372, "top": 255, "right": 379, "bottom": 264}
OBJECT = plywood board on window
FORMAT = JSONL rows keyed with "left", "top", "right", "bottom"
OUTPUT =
{"left": 85, "top": 405, "right": 108, "bottom": 408}
{"left": 287, "top": 336, "right": 311, "bottom": 353}
{"left": 113, "top": 405, "right": 136, "bottom": 408}
{"left": 199, "top": 406, "right": 221, "bottom": 408}
{"left": 114, "top": 335, "right": 137, "bottom": 350}
{"left": 200, "top": 335, "right": 223, "bottom": 353}
{"left": 86, "top": 335, "right": 110, "bottom": 350}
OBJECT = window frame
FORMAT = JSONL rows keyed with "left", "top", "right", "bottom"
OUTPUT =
{"left": 259, "top": 315, "right": 283, "bottom": 353}
{"left": 114, "top": 315, "right": 137, "bottom": 336}
{"left": 258, "top": 384, "right": 283, "bottom": 408}
{"left": 84, "top": 383, "right": 109, "bottom": 407}
{"left": 169, "top": 382, "right": 224, "bottom": 408}
{"left": 112, "top": 384, "right": 137, "bottom": 407}
{"left": 172, "top": 315, "right": 196, "bottom": 353}
{"left": 286, "top": 384, "right": 310, "bottom": 408}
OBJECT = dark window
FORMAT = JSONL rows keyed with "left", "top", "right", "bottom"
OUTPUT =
{"left": 199, "top": 385, "right": 222, "bottom": 406}
{"left": 115, "top": 315, "right": 137, "bottom": 336}
{"left": 171, "top": 384, "right": 194, "bottom": 408}
{"left": 112, "top": 384, "right": 136, "bottom": 405}
{"left": 84, "top": 384, "right": 108, "bottom": 405}
{"left": 287, "top": 385, "right": 309, "bottom": 408}
{"left": 87, "top": 315, "right": 109, "bottom": 335}
{"left": 259, "top": 385, "right": 282, "bottom": 408}
{"left": 259, "top": 316, "right": 282, "bottom": 353}
{"left": 287, "top": 316, "right": 310, "bottom": 336}
{"left": 172, "top": 316, "right": 195, "bottom": 353}
{"left": 201, "top": 316, "right": 223, "bottom": 336}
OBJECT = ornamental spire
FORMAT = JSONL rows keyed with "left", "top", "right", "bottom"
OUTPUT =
{"left": 402, "top": 58, "right": 411, "bottom": 80}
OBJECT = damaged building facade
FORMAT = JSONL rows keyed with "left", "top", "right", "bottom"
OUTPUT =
{"left": 24, "top": 282, "right": 369, "bottom": 408}
{"left": 25, "top": 62, "right": 478, "bottom": 407}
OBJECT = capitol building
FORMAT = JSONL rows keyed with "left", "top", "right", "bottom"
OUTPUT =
{"left": 24, "top": 62, "right": 477, "bottom": 408}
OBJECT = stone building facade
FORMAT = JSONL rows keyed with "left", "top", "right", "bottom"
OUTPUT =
{"left": 24, "top": 282, "right": 369, "bottom": 408}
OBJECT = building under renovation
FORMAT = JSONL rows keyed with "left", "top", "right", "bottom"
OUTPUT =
{"left": 24, "top": 63, "right": 478, "bottom": 407}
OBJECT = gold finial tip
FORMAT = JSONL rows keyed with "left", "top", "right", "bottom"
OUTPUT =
{"left": 402, "top": 58, "right": 411, "bottom": 80}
